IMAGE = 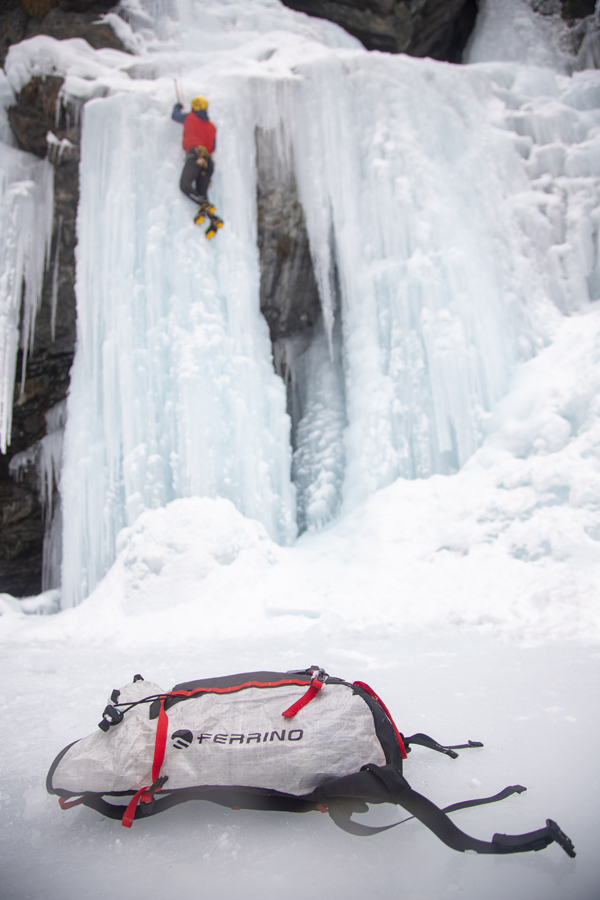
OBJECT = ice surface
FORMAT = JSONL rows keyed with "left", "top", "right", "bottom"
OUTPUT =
{"left": 466, "top": 0, "right": 573, "bottom": 71}
{"left": 0, "top": 614, "right": 598, "bottom": 900}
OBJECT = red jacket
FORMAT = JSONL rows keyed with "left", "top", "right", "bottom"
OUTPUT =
{"left": 181, "top": 111, "right": 216, "bottom": 154}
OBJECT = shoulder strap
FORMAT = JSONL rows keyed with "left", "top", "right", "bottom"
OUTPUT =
{"left": 328, "top": 764, "right": 575, "bottom": 857}
{"left": 326, "top": 784, "right": 526, "bottom": 836}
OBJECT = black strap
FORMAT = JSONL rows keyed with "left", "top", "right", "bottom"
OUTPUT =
{"left": 443, "top": 784, "right": 526, "bottom": 814}
{"left": 78, "top": 787, "right": 317, "bottom": 821}
{"left": 67, "top": 768, "right": 575, "bottom": 859}
{"left": 327, "top": 783, "right": 526, "bottom": 837}
{"left": 329, "top": 766, "right": 575, "bottom": 857}
{"left": 403, "top": 733, "right": 483, "bottom": 759}
{"left": 81, "top": 791, "right": 196, "bottom": 821}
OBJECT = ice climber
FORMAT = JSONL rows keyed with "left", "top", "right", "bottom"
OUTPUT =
{"left": 172, "top": 94, "right": 223, "bottom": 238}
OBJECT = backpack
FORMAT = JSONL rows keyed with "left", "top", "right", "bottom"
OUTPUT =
{"left": 46, "top": 666, "right": 575, "bottom": 857}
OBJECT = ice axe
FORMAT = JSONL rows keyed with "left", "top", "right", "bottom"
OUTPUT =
{"left": 174, "top": 78, "right": 182, "bottom": 106}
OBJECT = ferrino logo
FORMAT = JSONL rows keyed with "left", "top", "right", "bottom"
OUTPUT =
{"left": 171, "top": 729, "right": 304, "bottom": 749}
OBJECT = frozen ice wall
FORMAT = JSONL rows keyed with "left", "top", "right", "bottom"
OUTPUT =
{"left": 0, "top": 73, "right": 53, "bottom": 454}
{"left": 283, "top": 53, "right": 600, "bottom": 507}
{"left": 17, "top": 0, "right": 598, "bottom": 604}
{"left": 60, "top": 84, "right": 297, "bottom": 607}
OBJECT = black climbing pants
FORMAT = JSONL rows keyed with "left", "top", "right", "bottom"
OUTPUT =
{"left": 180, "top": 149, "right": 214, "bottom": 203}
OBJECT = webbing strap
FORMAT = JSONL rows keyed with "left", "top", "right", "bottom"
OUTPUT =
{"left": 282, "top": 678, "right": 325, "bottom": 718}
{"left": 151, "top": 699, "right": 168, "bottom": 784}
{"left": 326, "top": 784, "right": 527, "bottom": 836}
{"left": 62, "top": 782, "right": 575, "bottom": 857}
{"left": 78, "top": 788, "right": 318, "bottom": 822}
{"left": 403, "top": 732, "right": 483, "bottom": 759}
{"left": 122, "top": 697, "right": 169, "bottom": 826}
{"left": 328, "top": 766, "right": 575, "bottom": 856}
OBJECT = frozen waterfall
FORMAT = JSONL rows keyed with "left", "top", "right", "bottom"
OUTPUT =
{"left": 1, "top": 0, "right": 600, "bottom": 606}
{"left": 60, "top": 86, "right": 298, "bottom": 606}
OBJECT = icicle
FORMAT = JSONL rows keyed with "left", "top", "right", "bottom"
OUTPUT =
{"left": 50, "top": 213, "right": 63, "bottom": 342}
{"left": 38, "top": 400, "right": 66, "bottom": 519}
{"left": 0, "top": 147, "right": 54, "bottom": 454}
{"left": 38, "top": 400, "right": 66, "bottom": 591}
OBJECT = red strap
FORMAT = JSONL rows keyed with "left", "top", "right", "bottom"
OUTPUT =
{"left": 122, "top": 697, "right": 169, "bottom": 826}
{"left": 59, "top": 796, "right": 84, "bottom": 810}
{"left": 122, "top": 786, "right": 148, "bottom": 828}
{"left": 353, "top": 681, "right": 407, "bottom": 760}
{"left": 167, "top": 678, "right": 314, "bottom": 699}
{"left": 151, "top": 698, "right": 168, "bottom": 783}
{"left": 282, "top": 679, "right": 324, "bottom": 718}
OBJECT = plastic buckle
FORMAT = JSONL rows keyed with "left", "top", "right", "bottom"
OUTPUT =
{"left": 98, "top": 705, "right": 124, "bottom": 732}
{"left": 310, "top": 667, "right": 328, "bottom": 686}
{"left": 546, "top": 819, "right": 576, "bottom": 858}
{"left": 140, "top": 775, "right": 169, "bottom": 811}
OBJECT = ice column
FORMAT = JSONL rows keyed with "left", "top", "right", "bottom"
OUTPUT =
{"left": 61, "top": 87, "right": 296, "bottom": 607}
{"left": 0, "top": 140, "right": 53, "bottom": 453}
{"left": 288, "top": 51, "right": 565, "bottom": 507}
{"left": 254, "top": 86, "right": 347, "bottom": 533}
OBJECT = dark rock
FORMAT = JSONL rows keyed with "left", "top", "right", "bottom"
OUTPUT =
{"left": 56, "top": 1, "right": 120, "bottom": 11}
{"left": 559, "top": 1, "right": 596, "bottom": 19}
{"left": 532, "top": 0, "right": 596, "bottom": 17}
{"left": 280, "top": 0, "right": 480, "bottom": 62}
{"left": 8, "top": 76, "right": 68, "bottom": 158}
{"left": 18, "top": 0, "right": 119, "bottom": 15}
{"left": 0, "top": 3, "right": 28, "bottom": 71}
{"left": 0, "top": 476, "right": 44, "bottom": 598}
{"left": 0, "top": 1, "right": 125, "bottom": 68}
{"left": 256, "top": 127, "right": 322, "bottom": 344}
{"left": 24, "top": 8, "right": 127, "bottom": 51}
{"left": 1, "top": 66, "right": 80, "bottom": 595}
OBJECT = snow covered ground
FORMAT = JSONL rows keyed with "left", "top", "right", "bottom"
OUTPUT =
{"left": 2, "top": 0, "right": 600, "bottom": 897}
{"left": 1, "top": 620, "right": 599, "bottom": 900}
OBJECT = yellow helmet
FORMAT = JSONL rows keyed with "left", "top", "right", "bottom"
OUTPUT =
{"left": 191, "top": 95, "right": 208, "bottom": 111}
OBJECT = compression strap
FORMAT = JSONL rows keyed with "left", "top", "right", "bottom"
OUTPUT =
{"left": 122, "top": 697, "right": 169, "bottom": 827}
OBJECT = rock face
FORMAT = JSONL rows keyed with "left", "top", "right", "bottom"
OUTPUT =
{"left": 556, "top": 1, "right": 596, "bottom": 20}
{"left": 0, "top": 3, "right": 124, "bottom": 596}
{"left": 281, "top": 0, "right": 480, "bottom": 62}
{"left": 0, "top": 0, "right": 122, "bottom": 68}
{"left": 256, "top": 127, "right": 322, "bottom": 349}
{"left": 0, "top": 77, "right": 80, "bottom": 596}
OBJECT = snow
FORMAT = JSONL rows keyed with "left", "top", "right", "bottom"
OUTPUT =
{"left": 2, "top": 0, "right": 600, "bottom": 896}
{"left": 1, "top": 625, "right": 598, "bottom": 900}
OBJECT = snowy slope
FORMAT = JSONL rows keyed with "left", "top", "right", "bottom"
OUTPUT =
{"left": 1, "top": 0, "right": 600, "bottom": 898}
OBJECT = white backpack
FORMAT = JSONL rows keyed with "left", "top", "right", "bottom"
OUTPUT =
{"left": 47, "top": 667, "right": 575, "bottom": 857}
